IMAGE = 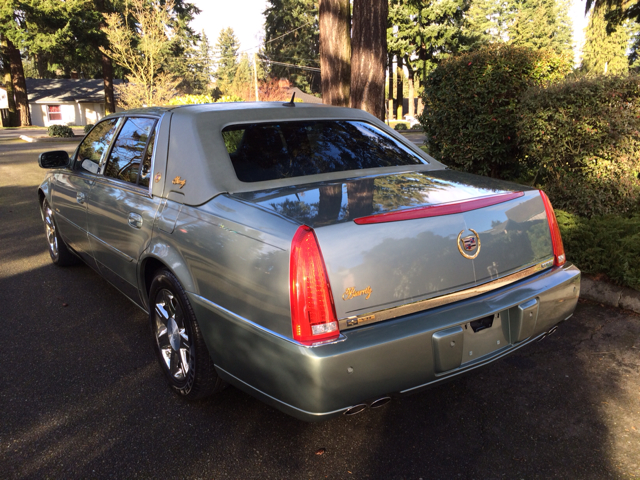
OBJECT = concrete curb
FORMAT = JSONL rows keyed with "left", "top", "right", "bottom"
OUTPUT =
{"left": 580, "top": 276, "right": 640, "bottom": 314}
{"left": 19, "top": 134, "right": 82, "bottom": 143}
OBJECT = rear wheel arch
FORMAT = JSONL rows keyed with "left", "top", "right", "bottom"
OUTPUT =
{"left": 139, "top": 252, "right": 196, "bottom": 303}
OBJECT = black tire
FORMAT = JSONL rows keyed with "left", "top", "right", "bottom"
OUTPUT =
{"left": 41, "top": 199, "right": 78, "bottom": 266}
{"left": 149, "top": 269, "right": 224, "bottom": 400}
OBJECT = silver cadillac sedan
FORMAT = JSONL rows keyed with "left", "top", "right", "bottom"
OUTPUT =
{"left": 37, "top": 102, "right": 580, "bottom": 421}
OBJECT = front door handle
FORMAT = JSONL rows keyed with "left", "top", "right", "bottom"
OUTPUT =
{"left": 128, "top": 212, "right": 143, "bottom": 229}
{"left": 76, "top": 192, "right": 86, "bottom": 204}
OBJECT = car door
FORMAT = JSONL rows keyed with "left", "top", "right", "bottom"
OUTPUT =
{"left": 50, "top": 118, "right": 120, "bottom": 264}
{"left": 86, "top": 116, "right": 161, "bottom": 304}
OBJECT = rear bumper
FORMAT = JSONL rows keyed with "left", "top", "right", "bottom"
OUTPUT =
{"left": 189, "top": 263, "right": 580, "bottom": 421}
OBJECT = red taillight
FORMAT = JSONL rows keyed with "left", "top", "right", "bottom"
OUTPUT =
{"left": 539, "top": 190, "right": 566, "bottom": 267}
{"left": 290, "top": 225, "right": 339, "bottom": 344}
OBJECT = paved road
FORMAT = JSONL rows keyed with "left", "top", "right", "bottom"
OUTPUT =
{"left": 1, "top": 141, "right": 639, "bottom": 479}
{"left": 0, "top": 127, "right": 85, "bottom": 141}
{"left": 398, "top": 131, "right": 426, "bottom": 146}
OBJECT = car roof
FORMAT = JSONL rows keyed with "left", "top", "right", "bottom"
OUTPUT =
{"left": 108, "top": 101, "right": 339, "bottom": 118}
{"left": 107, "top": 102, "right": 442, "bottom": 206}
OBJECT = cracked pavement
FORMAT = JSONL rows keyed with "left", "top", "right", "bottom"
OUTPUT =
{"left": 1, "top": 140, "right": 639, "bottom": 479}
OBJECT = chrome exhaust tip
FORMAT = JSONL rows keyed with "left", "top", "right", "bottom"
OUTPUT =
{"left": 537, "top": 333, "right": 547, "bottom": 342}
{"left": 344, "top": 404, "right": 368, "bottom": 416}
{"left": 370, "top": 397, "right": 392, "bottom": 409}
{"left": 548, "top": 326, "right": 558, "bottom": 336}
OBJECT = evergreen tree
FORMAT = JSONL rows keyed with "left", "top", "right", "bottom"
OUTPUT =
{"left": 465, "top": 0, "right": 516, "bottom": 47}
{"left": 388, "top": 0, "right": 469, "bottom": 82}
{"left": 262, "top": 0, "right": 319, "bottom": 94}
{"left": 628, "top": 23, "right": 640, "bottom": 69}
{"left": 412, "top": 0, "right": 470, "bottom": 77}
{"left": 581, "top": 7, "right": 630, "bottom": 75}
{"left": 167, "top": 29, "right": 213, "bottom": 94}
{"left": 214, "top": 27, "right": 240, "bottom": 93}
{"left": 509, "top": 0, "right": 573, "bottom": 54}
{"left": 229, "top": 53, "right": 254, "bottom": 99}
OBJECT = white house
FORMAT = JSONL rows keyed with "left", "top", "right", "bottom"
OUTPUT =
{"left": 0, "top": 78, "right": 123, "bottom": 127}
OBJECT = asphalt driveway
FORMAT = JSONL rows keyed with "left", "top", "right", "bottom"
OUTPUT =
{"left": 0, "top": 140, "right": 638, "bottom": 479}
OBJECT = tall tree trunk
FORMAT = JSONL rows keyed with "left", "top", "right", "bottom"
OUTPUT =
{"left": 407, "top": 62, "right": 415, "bottom": 118}
{"left": 102, "top": 53, "right": 116, "bottom": 114}
{"left": 347, "top": 179, "right": 375, "bottom": 218}
{"left": 396, "top": 56, "right": 404, "bottom": 121}
{"left": 1, "top": 37, "right": 18, "bottom": 127}
{"left": 318, "top": 185, "right": 343, "bottom": 226}
{"left": 96, "top": 0, "right": 116, "bottom": 114}
{"left": 6, "top": 38, "right": 31, "bottom": 126}
{"left": 350, "top": 0, "right": 388, "bottom": 120}
{"left": 319, "top": 0, "right": 351, "bottom": 107}
{"left": 415, "top": 69, "right": 424, "bottom": 116}
{"left": 35, "top": 53, "right": 47, "bottom": 78}
{"left": 387, "top": 54, "right": 394, "bottom": 120}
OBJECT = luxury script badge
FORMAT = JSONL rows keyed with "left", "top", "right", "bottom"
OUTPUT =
{"left": 342, "top": 286, "right": 372, "bottom": 301}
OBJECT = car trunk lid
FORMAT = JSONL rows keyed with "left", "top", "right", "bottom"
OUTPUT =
{"left": 231, "top": 170, "right": 554, "bottom": 320}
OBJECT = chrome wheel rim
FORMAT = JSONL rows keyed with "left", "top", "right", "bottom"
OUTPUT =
{"left": 44, "top": 204, "right": 58, "bottom": 258}
{"left": 154, "top": 289, "right": 191, "bottom": 381}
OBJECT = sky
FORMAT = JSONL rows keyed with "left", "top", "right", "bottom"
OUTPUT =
{"left": 190, "top": 0, "right": 591, "bottom": 66}
{"left": 190, "top": 0, "right": 268, "bottom": 55}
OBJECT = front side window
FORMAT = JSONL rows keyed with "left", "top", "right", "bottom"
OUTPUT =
{"left": 76, "top": 118, "right": 119, "bottom": 173}
{"left": 103, "top": 117, "right": 156, "bottom": 185}
{"left": 222, "top": 120, "right": 427, "bottom": 183}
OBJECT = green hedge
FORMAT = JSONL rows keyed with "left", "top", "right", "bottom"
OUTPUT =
{"left": 519, "top": 75, "right": 640, "bottom": 217}
{"left": 168, "top": 94, "right": 215, "bottom": 105}
{"left": 557, "top": 210, "right": 640, "bottom": 290}
{"left": 47, "top": 125, "right": 74, "bottom": 138}
{"left": 83, "top": 124, "right": 94, "bottom": 134}
{"left": 419, "top": 44, "right": 572, "bottom": 179}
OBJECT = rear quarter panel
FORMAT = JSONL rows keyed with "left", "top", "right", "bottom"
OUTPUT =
{"left": 156, "top": 195, "right": 299, "bottom": 338}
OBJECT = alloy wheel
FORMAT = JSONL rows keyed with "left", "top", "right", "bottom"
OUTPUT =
{"left": 153, "top": 289, "right": 192, "bottom": 381}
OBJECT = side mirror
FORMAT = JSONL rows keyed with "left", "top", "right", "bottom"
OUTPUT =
{"left": 38, "top": 151, "right": 70, "bottom": 169}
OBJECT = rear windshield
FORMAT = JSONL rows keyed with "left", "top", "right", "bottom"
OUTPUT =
{"left": 222, "top": 120, "right": 427, "bottom": 182}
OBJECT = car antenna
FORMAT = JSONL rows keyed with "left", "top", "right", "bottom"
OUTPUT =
{"left": 283, "top": 92, "right": 296, "bottom": 107}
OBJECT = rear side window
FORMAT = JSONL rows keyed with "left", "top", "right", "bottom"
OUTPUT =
{"left": 222, "top": 120, "right": 427, "bottom": 182}
{"left": 77, "top": 119, "right": 119, "bottom": 171}
{"left": 103, "top": 117, "right": 156, "bottom": 185}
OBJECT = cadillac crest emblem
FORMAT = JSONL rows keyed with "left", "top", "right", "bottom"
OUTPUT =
{"left": 457, "top": 229, "right": 481, "bottom": 259}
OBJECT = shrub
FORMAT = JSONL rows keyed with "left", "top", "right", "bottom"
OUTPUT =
{"left": 47, "top": 125, "right": 74, "bottom": 138}
{"left": 215, "top": 95, "right": 244, "bottom": 103}
{"left": 410, "top": 124, "right": 423, "bottom": 131}
{"left": 419, "top": 44, "right": 572, "bottom": 179}
{"left": 519, "top": 75, "right": 640, "bottom": 217}
{"left": 556, "top": 210, "right": 640, "bottom": 290}
{"left": 394, "top": 123, "right": 408, "bottom": 130}
{"left": 83, "top": 124, "right": 94, "bottom": 134}
{"left": 168, "top": 94, "right": 214, "bottom": 105}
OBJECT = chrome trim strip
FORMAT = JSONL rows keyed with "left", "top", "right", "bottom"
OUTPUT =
{"left": 214, "top": 365, "right": 348, "bottom": 417}
{"left": 189, "top": 293, "right": 346, "bottom": 348}
{"left": 87, "top": 232, "right": 134, "bottom": 262}
{"left": 147, "top": 114, "right": 164, "bottom": 197}
{"left": 339, "top": 259, "right": 554, "bottom": 330}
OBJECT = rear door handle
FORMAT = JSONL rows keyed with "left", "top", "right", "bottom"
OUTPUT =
{"left": 128, "top": 212, "right": 143, "bottom": 229}
{"left": 76, "top": 192, "right": 86, "bottom": 204}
